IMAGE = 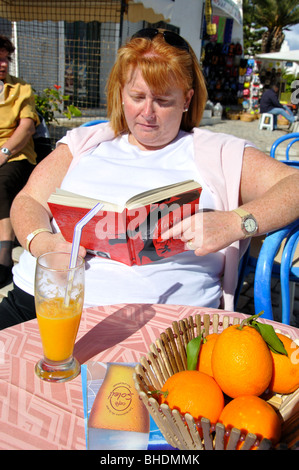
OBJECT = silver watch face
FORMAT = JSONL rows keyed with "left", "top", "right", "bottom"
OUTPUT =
{"left": 1, "top": 147, "right": 11, "bottom": 156}
{"left": 244, "top": 216, "right": 257, "bottom": 233}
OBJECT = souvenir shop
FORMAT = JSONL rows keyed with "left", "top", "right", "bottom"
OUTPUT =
{"left": 201, "top": 0, "right": 254, "bottom": 110}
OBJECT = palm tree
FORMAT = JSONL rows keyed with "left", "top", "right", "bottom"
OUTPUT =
{"left": 243, "top": 0, "right": 264, "bottom": 56}
{"left": 244, "top": 0, "right": 299, "bottom": 53}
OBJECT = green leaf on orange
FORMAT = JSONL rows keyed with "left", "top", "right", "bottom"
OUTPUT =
{"left": 251, "top": 320, "right": 288, "bottom": 355}
{"left": 238, "top": 311, "right": 287, "bottom": 356}
{"left": 187, "top": 334, "right": 203, "bottom": 370}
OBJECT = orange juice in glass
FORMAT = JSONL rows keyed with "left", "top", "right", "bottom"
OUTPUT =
{"left": 35, "top": 252, "right": 85, "bottom": 382}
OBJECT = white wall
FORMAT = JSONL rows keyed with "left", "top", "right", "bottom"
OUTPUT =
{"left": 170, "top": 0, "right": 204, "bottom": 60}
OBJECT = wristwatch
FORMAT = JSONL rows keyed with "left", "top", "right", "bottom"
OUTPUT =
{"left": 1, "top": 147, "right": 12, "bottom": 159}
{"left": 233, "top": 208, "right": 258, "bottom": 238}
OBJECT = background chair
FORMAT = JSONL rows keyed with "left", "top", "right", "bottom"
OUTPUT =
{"left": 254, "top": 220, "right": 299, "bottom": 324}
{"left": 280, "top": 226, "right": 299, "bottom": 324}
{"left": 270, "top": 132, "right": 299, "bottom": 166}
{"left": 33, "top": 112, "right": 53, "bottom": 164}
{"left": 259, "top": 113, "right": 274, "bottom": 131}
{"left": 81, "top": 119, "right": 108, "bottom": 127}
{"left": 234, "top": 236, "right": 265, "bottom": 310}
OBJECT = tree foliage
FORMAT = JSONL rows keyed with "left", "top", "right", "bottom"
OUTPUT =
{"left": 243, "top": 0, "right": 299, "bottom": 55}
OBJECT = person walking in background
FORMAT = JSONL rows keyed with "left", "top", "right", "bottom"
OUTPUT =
{"left": 260, "top": 81, "right": 297, "bottom": 129}
{"left": 0, "top": 35, "right": 40, "bottom": 287}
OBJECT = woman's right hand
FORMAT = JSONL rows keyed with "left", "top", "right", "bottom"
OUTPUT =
{"left": 29, "top": 231, "right": 87, "bottom": 259}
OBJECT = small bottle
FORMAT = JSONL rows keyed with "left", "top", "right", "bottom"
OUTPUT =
{"left": 88, "top": 363, "right": 150, "bottom": 450}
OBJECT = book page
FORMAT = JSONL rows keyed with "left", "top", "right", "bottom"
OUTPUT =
{"left": 48, "top": 180, "right": 201, "bottom": 212}
{"left": 125, "top": 180, "right": 201, "bottom": 209}
{"left": 48, "top": 189, "right": 123, "bottom": 212}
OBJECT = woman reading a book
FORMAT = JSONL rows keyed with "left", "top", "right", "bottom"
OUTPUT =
{"left": 0, "top": 29, "right": 299, "bottom": 329}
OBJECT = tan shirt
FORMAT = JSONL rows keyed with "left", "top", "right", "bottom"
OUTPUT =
{"left": 0, "top": 74, "right": 39, "bottom": 164}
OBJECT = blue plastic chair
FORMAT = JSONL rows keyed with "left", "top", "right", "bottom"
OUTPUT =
{"left": 280, "top": 225, "right": 299, "bottom": 324}
{"left": 254, "top": 220, "right": 299, "bottom": 323}
{"left": 81, "top": 119, "right": 108, "bottom": 127}
{"left": 270, "top": 132, "right": 299, "bottom": 164}
{"left": 234, "top": 243, "right": 257, "bottom": 309}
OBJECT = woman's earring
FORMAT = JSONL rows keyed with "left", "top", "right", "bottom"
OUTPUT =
{"left": 184, "top": 108, "right": 189, "bottom": 112}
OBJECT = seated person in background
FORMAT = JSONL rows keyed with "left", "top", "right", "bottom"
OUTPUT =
{"left": 259, "top": 81, "right": 297, "bottom": 129}
{"left": 0, "top": 28, "right": 299, "bottom": 330}
{"left": 0, "top": 35, "right": 39, "bottom": 287}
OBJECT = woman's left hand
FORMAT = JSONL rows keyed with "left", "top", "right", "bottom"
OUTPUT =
{"left": 161, "top": 210, "right": 242, "bottom": 256}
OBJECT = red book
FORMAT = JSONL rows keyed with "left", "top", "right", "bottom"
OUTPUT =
{"left": 48, "top": 180, "right": 202, "bottom": 266}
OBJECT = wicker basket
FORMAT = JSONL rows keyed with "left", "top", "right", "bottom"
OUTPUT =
{"left": 240, "top": 113, "right": 255, "bottom": 122}
{"left": 227, "top": 112, "right": 240, "bottom": 120}
{"left": 133, "top": 313, "right": 299, "bottom": 450}
{"left": 278, "top": 116, "right": 289, "bottom": 126}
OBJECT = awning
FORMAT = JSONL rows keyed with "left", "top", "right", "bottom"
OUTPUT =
{"left": 212, "top": 0, "right": 242, "bottom": 26}
{"left": 0, "top": 0, "right": 174, "bottom": 23}
{"left": 126, "top": 0, "right": 174, "bottom": 23}
{"left": 255, "top": 50, "right": 299, "bottom": 64}
{"left": 0, "top": 0, "right": 122, "bottom": 22}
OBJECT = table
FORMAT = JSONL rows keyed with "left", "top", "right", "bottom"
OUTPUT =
{"left": 0, "top": 304, "right": 298, "bottom": 450}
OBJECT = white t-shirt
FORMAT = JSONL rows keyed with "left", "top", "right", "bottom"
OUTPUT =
{"left": 13, "top": 131, "right": 224, "bottom": 307}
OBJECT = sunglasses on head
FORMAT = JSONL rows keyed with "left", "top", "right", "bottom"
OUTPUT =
{"left": 131, "top": 28, "right": 190, "bottom": 53}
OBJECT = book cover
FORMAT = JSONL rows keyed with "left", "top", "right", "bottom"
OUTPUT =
{"left": 48, "top": 181, "right": 202, "bottom": 266}
{"left": 81, "top": 361, "right": 174, "bottom": 450}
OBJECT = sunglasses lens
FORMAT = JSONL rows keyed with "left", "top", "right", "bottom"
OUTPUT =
{"left": 163, "top": 31, "right": 189, "bottom": 52}
{"left": 132, "top": 28, "right": 189, "bottom": 53}
{"left": 132, "top": 28, "right": 158, "bottom": 40}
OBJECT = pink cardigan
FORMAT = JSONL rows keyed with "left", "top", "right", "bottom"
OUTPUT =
{"left": 62, "top": 123, "right": 251, "bottom": 311}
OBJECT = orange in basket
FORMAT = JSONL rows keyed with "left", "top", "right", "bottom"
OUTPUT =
{"left": 269, "top": 333, "right": 299, "bottom": 394}
{"left": 218, "top": 395, "right": 282, "bottom": 449}
{"left": 197, "top": 333, "right": 218, "bottom": 377}
{"left": 211, "top": 325, "right": 273, "bottom": 398}
{"left": 159, "top": 370, "right": 224, "bottom": 424}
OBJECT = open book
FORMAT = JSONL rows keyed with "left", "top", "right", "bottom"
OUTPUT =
{"left": 48, "top": 179, "right": 202, "bottom": 266}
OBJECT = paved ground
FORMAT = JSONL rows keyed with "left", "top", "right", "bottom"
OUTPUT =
{"left": 1, "top": 117, "right": 298, "bottom": 326}
{"left": 201, "top": 115, "right": 299, "bottom": 156}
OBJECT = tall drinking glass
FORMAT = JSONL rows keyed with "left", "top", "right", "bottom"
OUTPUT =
{"left": 34, "top": 252, "right": 85, "bottom": 383}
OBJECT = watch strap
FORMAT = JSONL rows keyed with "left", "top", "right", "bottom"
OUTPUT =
{"left": 233, "top": 208, "right": 251, "bottom": 218}
{"left": 26, "top": 228, "right": 52, "bottom": 254}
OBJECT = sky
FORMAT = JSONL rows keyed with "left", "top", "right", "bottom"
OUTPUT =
{"left": 283, "top": 23, "right": 299, "bottom": 50}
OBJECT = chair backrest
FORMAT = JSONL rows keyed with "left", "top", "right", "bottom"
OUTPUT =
{"left": 280, "top": 226, "right": 299, "bottom": 324}
{"left": 33, "top": 112, "right": 53, "bottom": 164}
{"left": 254, "top": 220, "right": 299, "bottom": 324}
{"left": 270, "top": 132, "right": 299, "bottom": 160}
{"left": 81, "top": 119, "right": 108, "bottom": 127}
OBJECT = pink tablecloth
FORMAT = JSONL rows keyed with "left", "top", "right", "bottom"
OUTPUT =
{"left": 0, "top": 304, "right": 298, "bottom": 450}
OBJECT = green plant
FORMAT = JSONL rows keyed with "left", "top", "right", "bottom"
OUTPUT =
{"left": 282, "top": 72, "right": 299, "bottom": 93}
{"left": 34, "top": 84, "right": 82, "bottom": 125}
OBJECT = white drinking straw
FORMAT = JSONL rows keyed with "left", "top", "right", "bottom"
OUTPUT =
{"left": 64, "top": 202, "right": 104, "bottom": 305}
